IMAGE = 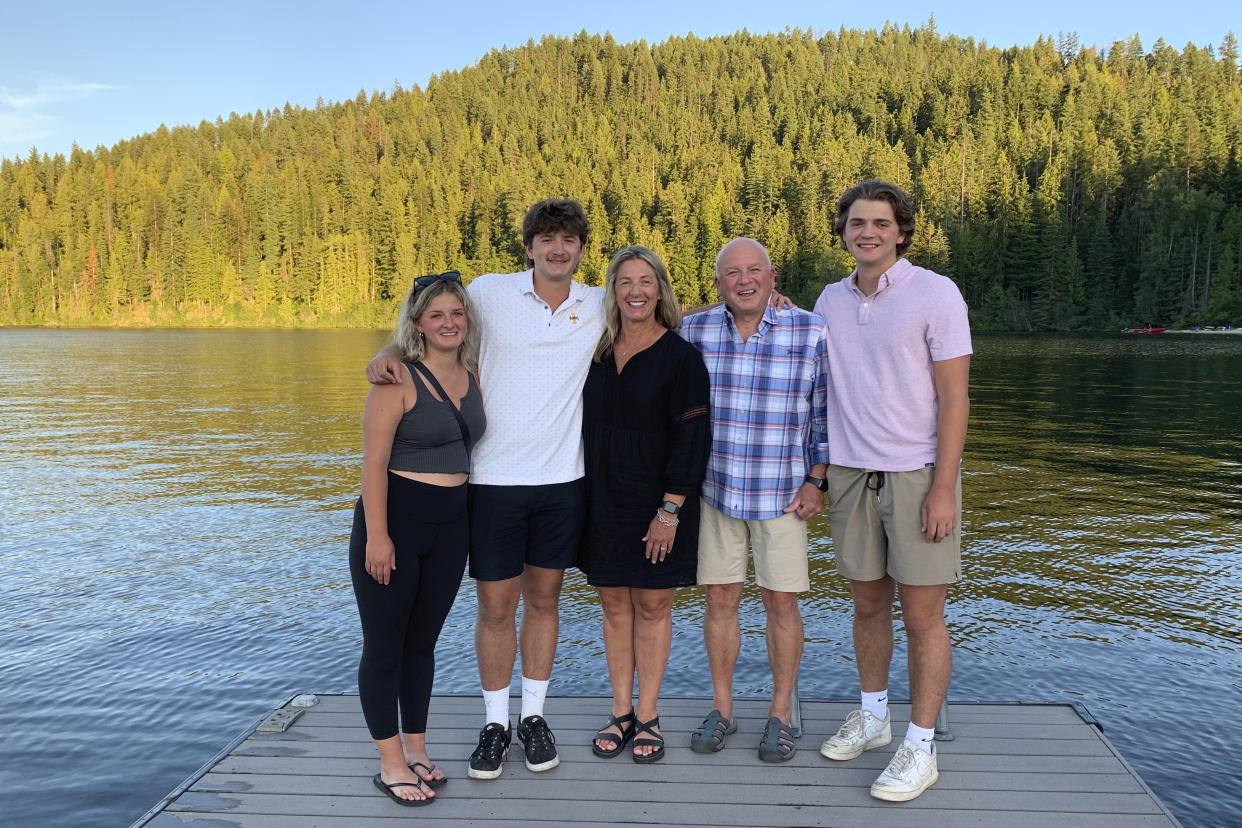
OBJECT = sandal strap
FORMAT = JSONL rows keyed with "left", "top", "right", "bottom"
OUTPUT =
{"left": 635, "top": 716, "right": 661, "bottom": 737}
{"left": 594, "top": 710, "right": 636, "bottom": 744}
{"left": 634, "top": 716, "right": 664, "bottom": 748}
{"left": 695, "top": 710, "right": 734, "bottom": 740}
{"left": 765, "top": 718, "right": 795, "bottom": 739}
{"left": 382, "top": 778, "right": 432, "bottom": 792}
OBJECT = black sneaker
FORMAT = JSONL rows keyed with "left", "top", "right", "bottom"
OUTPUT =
{"left": 517, "top": 714, "right": 560, "bottom": 772}
{"left": 467, "top": 721, "right": 511, "bottom": 780}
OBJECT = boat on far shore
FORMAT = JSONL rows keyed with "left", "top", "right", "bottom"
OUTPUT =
{"left": 1121, "top": 325, "right": 1241, "bottom": 334}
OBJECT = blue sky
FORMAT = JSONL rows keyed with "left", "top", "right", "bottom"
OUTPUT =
{"left": 1, "top": 0, "right": 1234, "bottom": 162}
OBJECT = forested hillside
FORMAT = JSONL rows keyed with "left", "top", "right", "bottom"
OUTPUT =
{"left": 2, "top": 24, "right": 1240, "bottom": 329}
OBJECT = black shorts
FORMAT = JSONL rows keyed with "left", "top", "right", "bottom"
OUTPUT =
{"left": 468, "top": 480, "right": 585, "bottom": 581}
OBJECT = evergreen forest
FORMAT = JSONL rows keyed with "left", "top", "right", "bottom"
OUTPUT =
{"left": 2, "top": 24, "right": 1241, "bottom": 330}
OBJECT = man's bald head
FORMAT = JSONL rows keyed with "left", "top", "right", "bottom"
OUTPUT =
{"left": 715, "top": 237, "right": 771, "bottom": 274}
{"left": 714, "top": 237, "right": 776, "bottom": 324}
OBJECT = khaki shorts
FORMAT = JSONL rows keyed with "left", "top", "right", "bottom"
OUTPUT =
{"left": 697, "top": 500, "right": 810, "bottom": 593}
{"left": 827, "top": 465, "right": 961, "bottom": 586}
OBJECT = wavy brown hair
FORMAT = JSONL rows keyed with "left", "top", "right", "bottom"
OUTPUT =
{"left": 832, "top": 180, "right": 916, "bottom": 256}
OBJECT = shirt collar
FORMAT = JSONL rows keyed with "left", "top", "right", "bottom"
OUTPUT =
{"left": 518, "top": 268, "right": 536, "bottom": 296}
{"left": 720, "top": 301, "right": 779, "bottom": 334}
{"left": 519, "top": 268, "right": 585, "bottom": 303}
{"left": 847, "top": 257, "right": 912, "bottom": 297}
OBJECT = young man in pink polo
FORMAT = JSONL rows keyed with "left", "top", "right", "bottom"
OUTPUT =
{"left": 813, "top": 181, "right": 971, "bottom": 801}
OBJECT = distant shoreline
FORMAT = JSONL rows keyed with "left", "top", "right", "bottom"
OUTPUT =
{"left": 2, "top": 323, "right": 1240, "bottom": 334}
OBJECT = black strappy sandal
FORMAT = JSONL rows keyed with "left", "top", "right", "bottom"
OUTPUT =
{"left": 591, "top": 709, "right": 636, "bottom": 758}
{"left": 632, "top": 716, "right": 665, "bottom": 764}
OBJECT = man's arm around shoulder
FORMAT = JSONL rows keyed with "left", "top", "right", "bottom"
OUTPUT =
{"left": 366, "top": 345, "right": 404, "bottom": 385}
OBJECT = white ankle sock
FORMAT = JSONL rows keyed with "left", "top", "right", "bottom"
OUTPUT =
{"left": 483, "top": 686, "right": 510, "bottom": 727}
{"left": 906, "top": 722, "right": 935, "bottom": 754}
{"left": 521, "top": 676, "right": 549, "bottom": 721}
{"left": 861, "top": 689, "right": 888, "bottom": 720}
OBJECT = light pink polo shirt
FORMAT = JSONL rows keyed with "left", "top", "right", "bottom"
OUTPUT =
{"left": 813, "top": 258, "right": 971, "bottom": 472}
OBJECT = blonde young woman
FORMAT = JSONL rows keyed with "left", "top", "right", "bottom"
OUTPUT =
{"left": 581, "top": 246, "right": 710, "bottom": 763}
{"left": 349, "top": 272, "right": 485, "bottom": 805}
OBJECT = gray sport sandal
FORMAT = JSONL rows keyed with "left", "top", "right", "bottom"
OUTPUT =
{"left": 758, "top": 716, "right": 797, "bottom": 762}
{"left": 690, "top": 708, "right": 737, "bottom": 753}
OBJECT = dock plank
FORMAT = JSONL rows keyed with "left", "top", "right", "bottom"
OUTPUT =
{"left": 211, "top": 750, "right": 1139, "bottom": 776}
{"left": 137, "top": 694, "right": 1181, "bottom": 828}
{"left": 147, "top": 811, "right": 1180, "bottom": 828}
{"left": 196, "top": 767, "right": 1146, "bottom": 794}
{"left": 164, "top": 787, "right": 1166, "bottom": 816}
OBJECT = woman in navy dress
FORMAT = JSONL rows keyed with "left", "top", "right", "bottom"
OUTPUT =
{"left": 581, "top": 246, "right": 710, "bottom": 763}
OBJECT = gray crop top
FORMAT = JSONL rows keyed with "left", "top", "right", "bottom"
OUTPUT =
{"left": 387, "top": 364, "right": 486, "bottom": 474}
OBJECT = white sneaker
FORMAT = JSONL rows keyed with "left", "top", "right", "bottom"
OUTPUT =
{"left": 870, "top": 738, "right": 939, "bottom": 802}
{"left": 820, "top": 709, "right": 892, "bottom": 760}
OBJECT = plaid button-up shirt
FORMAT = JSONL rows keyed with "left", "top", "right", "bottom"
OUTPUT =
{"left": 681, "top": 304, "right": 829, "bottom": 520}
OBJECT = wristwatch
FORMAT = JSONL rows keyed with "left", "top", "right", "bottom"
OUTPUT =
{"left": 659, "top": 500, "right": 681, "bottom": 515}
{"left": 804, "top": 474, "right": 827, "bottom": 492}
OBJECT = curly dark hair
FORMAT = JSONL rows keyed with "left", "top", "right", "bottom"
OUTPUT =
{"left": 521, "top": 199, "right": 589, "bottom": 249}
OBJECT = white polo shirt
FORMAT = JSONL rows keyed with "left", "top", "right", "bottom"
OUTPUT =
{"left": 466, "top": 269, "right": 606, "bottom": 486}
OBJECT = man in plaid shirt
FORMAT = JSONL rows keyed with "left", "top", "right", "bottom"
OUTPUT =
{"left": 681, "top": 237, "right": 829, "bottom": 763}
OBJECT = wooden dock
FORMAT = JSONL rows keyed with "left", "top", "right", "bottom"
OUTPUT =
{"left": 140, "top": 694, "right": 1181, "bottom": 827}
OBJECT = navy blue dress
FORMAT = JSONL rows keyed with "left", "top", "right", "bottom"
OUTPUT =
{"left": 581, "top": 330, "right": 710, "bottom": 588}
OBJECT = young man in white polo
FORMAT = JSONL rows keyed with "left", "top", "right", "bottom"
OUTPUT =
{"left": 367, "top": 199, "right": 605, "bottom": 780}
{"left": 814, "top": 181, "right": 971, "bottom": 801}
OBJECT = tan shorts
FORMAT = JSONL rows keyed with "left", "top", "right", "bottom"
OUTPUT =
{"left": 696, "top": 500, "right": 810, "bottom": 593}
{"left": 827, "top": 465, "right": 961, "bottom": 586}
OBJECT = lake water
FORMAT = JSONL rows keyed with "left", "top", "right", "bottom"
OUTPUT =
{"left": 0, "top": 329, "right": 1239, "bottom": 827}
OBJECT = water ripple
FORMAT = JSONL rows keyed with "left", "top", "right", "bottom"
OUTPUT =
{"left": 0, "top": 329, "right": 1238, "bottom": 827}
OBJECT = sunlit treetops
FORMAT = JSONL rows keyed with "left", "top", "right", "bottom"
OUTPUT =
{"left": 1, "top": 25, "right": 1239, "bottom": 329}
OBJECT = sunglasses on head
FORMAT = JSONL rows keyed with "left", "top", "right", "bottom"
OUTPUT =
{"left": 415, "top": 270, "right": 462, "bottom": 289}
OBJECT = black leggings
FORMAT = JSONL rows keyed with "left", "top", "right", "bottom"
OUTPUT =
{"left": 349, "top": 473, "right": 468, "bottom": 740}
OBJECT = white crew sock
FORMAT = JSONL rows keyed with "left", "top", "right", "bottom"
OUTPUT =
{"left": 906, "top": 722, "right": 936, "bottom": 755}
{"left": 861, "top": 689, "right": 889, "bottom": 720}
{"left": 483, "top": 686, "right": 510, "bottom": 727}
{"left": 521, "top": 676, "right": 549, "bottom": 721}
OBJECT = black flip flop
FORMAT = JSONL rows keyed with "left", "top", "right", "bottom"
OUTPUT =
{"left": 373, "top": 773, "right": 434, "bottom": 806}
{"left": 409, "top": 761, "right": 447, "bottom": 788}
